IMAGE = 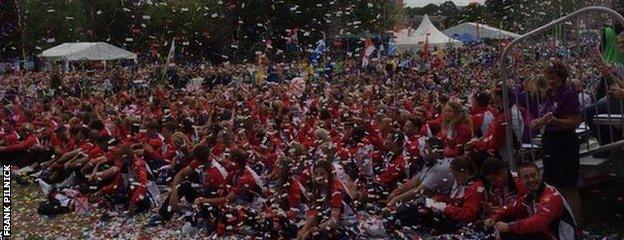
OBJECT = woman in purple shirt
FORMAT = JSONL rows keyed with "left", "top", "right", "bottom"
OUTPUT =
{"left": 530, "top": 61, "right": 583, "bottom": 224}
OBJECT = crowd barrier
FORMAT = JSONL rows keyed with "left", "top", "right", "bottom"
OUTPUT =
{"left": 499, "top": 6, "right": 624, "bottom": 174}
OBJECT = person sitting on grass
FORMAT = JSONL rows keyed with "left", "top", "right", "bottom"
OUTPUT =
{"left": 484, "top": 162, "right": 578, "bottom": 240}
{"left": 297, "top": 160, "right": 358, "bottom": 240}
{"left": 480, "top": 157, "right": 526, "bottom": 217}
{"left": 385, "top": 137, "right": 455, "bottom": 209}
{"left": 387, "top": 156, "right": 484, "bottom": 235}
{"left": 147, "top": 144, "right": 227, "bottom": 228}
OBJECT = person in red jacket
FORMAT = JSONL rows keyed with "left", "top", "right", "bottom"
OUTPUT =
{"left": 136, "top": 119, "right": 166, "bottom": 168}
{"left": 389, "top": 156, "right": 485, "bottom": 234}
{"left": 470, "top": 91, "right": 494, "bottom": 137}
{"left": 49, "top": 125, "right": 75, "bottom": 156}
{"left": 466, "top": 86, "right": 517, "bottom": 165}
{"left": 124, "top": 152, "right": 153, "bottom": 214}
{"left": 437, "top": 101, "right": 472, "bottom": 158}
{"left": 148, "top": 144, "right": 227, "bottom": 226}
{"left": 297, "top": 160, "right": 356, "bottom": 240}
{"left": 480, "top": 158, "right": 526, "bottom": 217}
{"left": 374, "top": 129, "right": 414, "bottom": 197}
{"left": 0, "top": 124, "right": 20, "bottom": 147}
{"left": 194, "top": 149, "right": 264, "bottom": 236}
{"left": 89, "top": 146, "right": 153, "bottom": 214}
{"left": 484, "top": 162, "right": 578, "bottom": 240}
{"left": 259, "top": 156, "right": 307, "bottom": 239}
{"left": 0, "top": 124, "right": 42, "bottom": 168}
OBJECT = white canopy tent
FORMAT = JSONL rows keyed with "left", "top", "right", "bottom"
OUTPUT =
{"left": 39, "top": 42, "right": 137, "bottom": 61}
{"left": 444, "top": 22, "right": 521, "bottom": 40}
{"left": 394, "top": 15, "right": 462, "bottom": 53}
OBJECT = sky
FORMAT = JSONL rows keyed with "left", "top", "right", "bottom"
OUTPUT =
{"left": 404, "top": 0, "right": 485, "bottom": 7}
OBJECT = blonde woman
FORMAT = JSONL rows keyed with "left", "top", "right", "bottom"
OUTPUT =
{"left": 165, "top": 131, "right": 192, "bottom": 171}
{"left": 529, "top": 76, "right": 549, "bottom": 102}
{"left": 515, "top": 76, "right": 548, "bottom": 142}
{"left": 437, "top": 101, "right": 472, "bottom": 158}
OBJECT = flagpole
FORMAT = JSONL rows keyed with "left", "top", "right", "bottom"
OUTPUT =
{"left": 161, "top": 38, "right": 175, "bottom": 84}
{"left": 15, "top": 0, "right": 27, "bottom": 62}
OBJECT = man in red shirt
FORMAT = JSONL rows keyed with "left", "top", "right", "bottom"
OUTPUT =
{"left": 148, "top": 145, "right": 228, "bottom": 226}
{"left": 466, "top": 87, "right": 516, "bottom": 165}
{"left": 480, "top": 158, "right": 526, "bottom": 217}
{"left": 485, "top": 162, "right": 578, "bottom": 240}
{"left": 0, "top": 124, "right": 43, "bottom": 168}
{"left": 89, "top": 146, "right": 154, "bottom": 215}
{"left": 388, "top": 156, "right": 485, "bottom": 234}
{"left": 193, "top": 149, "right": 264, "bottom": 236}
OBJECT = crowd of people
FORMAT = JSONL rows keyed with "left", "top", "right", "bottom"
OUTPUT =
{"left": 1, "top": 28, "right": 624, "bottom": 239}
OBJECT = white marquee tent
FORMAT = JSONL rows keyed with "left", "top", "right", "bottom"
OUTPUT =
{"left": 444, "top": 22, "right": 521, "bottom": 40}
{"left": 394, "top": 14, "right": 462, "bottom": 53}
{"left": 39, "top": 42, "right": 137, "bottom": 61}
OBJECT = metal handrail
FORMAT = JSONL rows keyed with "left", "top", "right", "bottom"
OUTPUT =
{"left": 499, "top": 6, "right": 624, "bottom": 169}
{"left": 578, "top": 139, "right": 624, "bottom": 158}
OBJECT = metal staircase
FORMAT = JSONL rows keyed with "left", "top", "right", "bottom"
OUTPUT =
{"left": 498, "top": 6, "right": 624, "bottom": 185}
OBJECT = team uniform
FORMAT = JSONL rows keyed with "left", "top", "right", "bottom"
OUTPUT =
{"left": 491, "top": 183, "right": 578, "bottom": 240}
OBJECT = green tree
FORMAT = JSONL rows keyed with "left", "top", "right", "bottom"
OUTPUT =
{"left": 439, "top": 1, "right": 460, "bottom": 27}
{"left": 0, "top": 0, "right": 22, "bottom": 61}
{"left": 485, "top": 0, "right": 514, "bottom": 29}
{"left": 459, "top": 3, "right": 489, "bottom": 24}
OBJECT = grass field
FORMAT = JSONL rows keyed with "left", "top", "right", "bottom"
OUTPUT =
{"left": 8, "top": 183, "right": 95, "bottom": 239}
{"left": 1, "top": 175, "right": 623, "bottom": 239}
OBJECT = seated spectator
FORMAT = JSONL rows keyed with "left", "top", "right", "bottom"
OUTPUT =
{"left": 583, "top": 21, "right": 624, "bottom": 147}
{"left": 466, "top": 86, "right": 519, "bottom": 164}
{"left": 297, "top": 160, "right": 356, "bottom": 240}
{"left": 385, "top": 137, "right": 454, "bottom": 208}
{"left": 258, "top": 156, "right": 308, "bottom": 239}
{"left": 484, "top": 162, "right": 578, "bottom": 240}
{"left": 437, "top": 101, "right": 472, "bottom": 158}
{"left": 480, "top": 158, "right": 525, "bottom": 217}
{"left": 388, "top": 156, "right": 484, "bottom": 235}
{"left": 469, "top": 91, "right": 494, "bottom": 138}
{"left": 147, "top": 145, "right": 227, "bottom": 227}
{"left": 0, "top": 124, "right": 44, "bottom": 168}
{"left": 91, "top": 145, "right": 157, "bottom": 214}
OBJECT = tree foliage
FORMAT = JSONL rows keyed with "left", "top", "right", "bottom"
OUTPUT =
{"left": 405, "top": 0, "right": 615, "bottom": 33}
{"left": 4, "top": 0, "right": 398, "bottom": 63}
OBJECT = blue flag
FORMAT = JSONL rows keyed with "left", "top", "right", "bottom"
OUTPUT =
{"left": 310, "top": 39, "right": 326, "bottom": 65}
{"left": 388, "top": 38, "right": 397, "bottom": 56}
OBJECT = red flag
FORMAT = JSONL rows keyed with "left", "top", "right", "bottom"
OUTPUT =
{"left": 362, "top": 38, "right": 376, "bottom": 67}
{"left": 500, "top": 38, "right": 511, "bottom": 49}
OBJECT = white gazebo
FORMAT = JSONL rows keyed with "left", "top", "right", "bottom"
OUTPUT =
{"left": 444, "top": 22, "right": 521, "bottom": 41}
{"left": 394, "top": 14, "right": 462, "bottom": 53}
{"left": 40, "top": 42, "right": 137, "bottom": 62}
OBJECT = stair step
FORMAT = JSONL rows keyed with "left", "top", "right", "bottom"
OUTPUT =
{"left": 579, "top": 155, "right": 609, "bottom": 167}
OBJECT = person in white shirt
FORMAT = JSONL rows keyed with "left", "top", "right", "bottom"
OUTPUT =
{"left": 385, "top": 137, "right": 454, "bottom": 208}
